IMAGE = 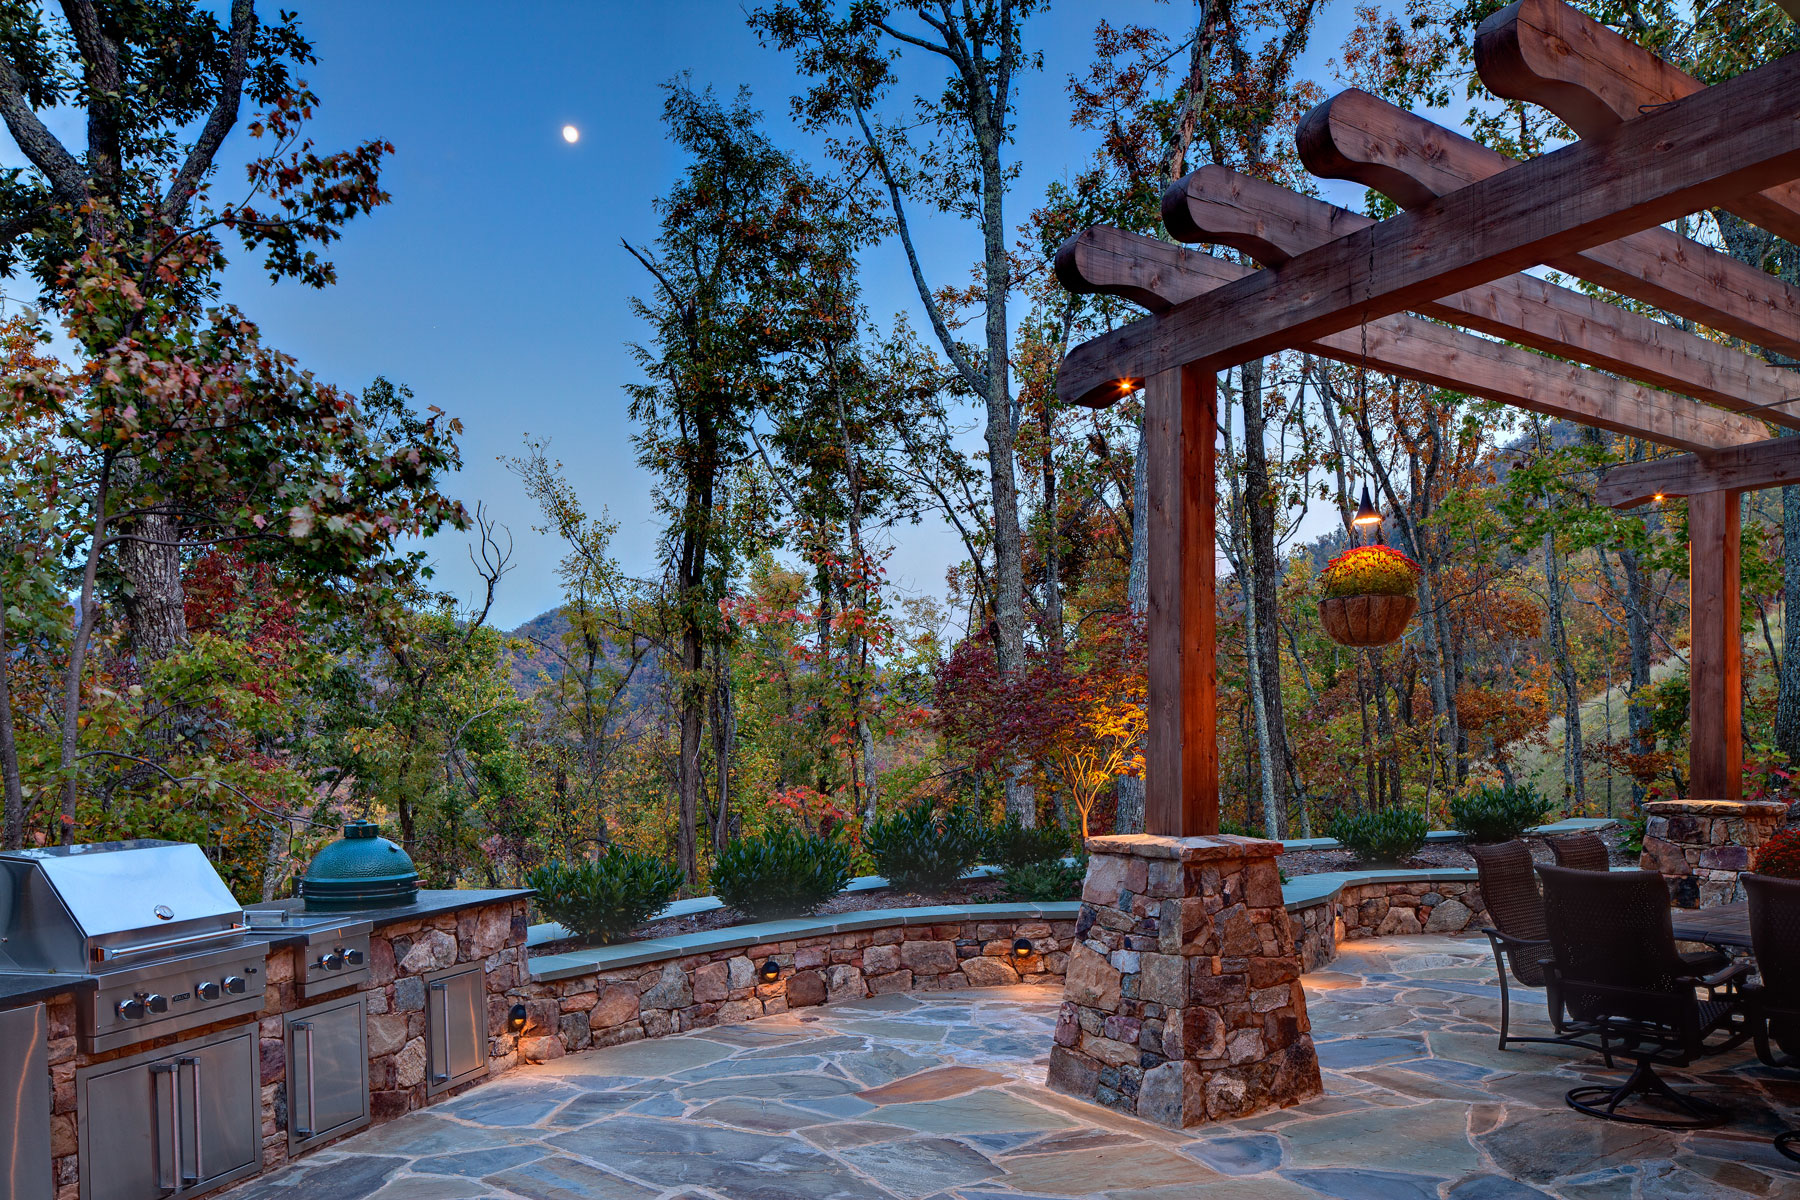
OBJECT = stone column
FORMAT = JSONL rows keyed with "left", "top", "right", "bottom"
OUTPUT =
{"left": 1047, "top": 834, "right": 1321, "bottom": 1128}
{"left": 1640, "top": 799, "right": 1786, "bottom": 907}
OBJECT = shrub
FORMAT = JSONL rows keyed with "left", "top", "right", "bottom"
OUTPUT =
{"left": 998, "top": 855, "right": 1087, "bottom": 902}
{"left": 712, "top": 825, "right": 852, "bottom": 919}
{"left": 1329, "top": 806, "right": 1429, "bottom": 864}
{"left": 867, "top": 800, "right": 987, "bottom": 893}
{"left": 1219, "top": 816, "right": 1259, "bottom": 838}
{"left": 527, "top": 851, "right": 683, "bottom": 945}
{"left": 1449, "top": 783, "right": 1553, "bottom": 844}
{"left": 986, "top": 814, "right": 1072, "bottom": 869}
{"left": 1755, "top": 828, "right": 1800, "bottom": 880}
{"left": 1319, "top": 545, "right": 1423, "bottom": 599}
{"left": 1619, "top": 809, "right": 1648, "bottom": 857}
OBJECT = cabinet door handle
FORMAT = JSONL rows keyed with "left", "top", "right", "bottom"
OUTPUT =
{"left": 151, "top": 1062, "right": 179, "bottom": 1192}
{"left": 430, "top": 981, "right": 449, "bottom": 1082}
{"left": 292, "top": 1021, "right": 316, "bottom": 1136}
{"left": 180, "top": 1056, "right": 202, "bottom": 1185}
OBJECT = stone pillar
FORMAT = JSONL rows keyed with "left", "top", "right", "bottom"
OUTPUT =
{"left": 1047, "top": 834, "right": 1321, "bottom": 1128}
{"left": 1640, "top": 799, "right": 1786, "bottom": 907}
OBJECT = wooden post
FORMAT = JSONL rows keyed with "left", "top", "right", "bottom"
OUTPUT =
{"left": 1144, "top": 365, "right": 1219, "bottom": 835}
{"left": 1687, "top": 490, "right": 1742, "bottom": 801}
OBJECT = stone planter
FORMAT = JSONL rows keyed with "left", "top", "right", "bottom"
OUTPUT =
{"left": 1319, "top": 593, "right": 1416, "bottom": 647}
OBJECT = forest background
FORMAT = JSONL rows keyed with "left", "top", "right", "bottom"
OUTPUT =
{"left": 0, "top": 0, "right": 1793, "bottom": 899}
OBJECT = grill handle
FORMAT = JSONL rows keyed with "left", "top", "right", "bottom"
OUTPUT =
{"left": 293, "top": 1021, "right": 316, "bottom": 1137}
{"left": 430, "top": 981, "right": 449, "bottom": 1082}
{"left": 180, "top": 1056, "right": 203, "bottom": 1185}
{"left": 90, "top": 923, "right": 251, "bottom": 963}
{"left": 151, "top": 1062, "right": 179, "bottom": 1191}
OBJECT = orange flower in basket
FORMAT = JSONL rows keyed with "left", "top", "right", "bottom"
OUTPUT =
{"left": 1319, "top": 544, "right": 1423, "bottom": 599}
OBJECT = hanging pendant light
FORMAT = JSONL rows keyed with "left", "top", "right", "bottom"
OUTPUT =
{"left": 1352, "top": 483, "right": 1382, "bottom": 529}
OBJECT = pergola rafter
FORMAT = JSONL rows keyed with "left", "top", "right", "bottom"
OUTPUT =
{"left": 1054, "top": 0, "right": 1800, "bottom": 834}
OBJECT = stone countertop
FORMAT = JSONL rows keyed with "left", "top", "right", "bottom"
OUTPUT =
{"left": 249, "top": 887, "right": 532, "bottom": 935}
{"left": 0, "top": 971, "right": 91, "bottom": 1009}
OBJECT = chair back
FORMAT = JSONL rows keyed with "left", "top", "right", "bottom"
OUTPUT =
{"left": 1745, "top": 873, "right": 1800, "bottom": 1018}
{"left": 1469, "top": 840, "right": 1545, "bottom": 942}
{"left": 1547, "top": 832, "right": 1610, "bottom": 872}
{"left": 1539, "top": 863, "right": 1691, "bottom": 1026}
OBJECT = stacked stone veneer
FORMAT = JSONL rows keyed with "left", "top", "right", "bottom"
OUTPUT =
{"left": 1292, "top": 879, "right": 1488, "bottom": 972}
{"left": 510, "top": 916, "right": 1074, "bottom": 1062}
{"left": 1641, "top": 799, "right": 1787, "bottom": 906}
{"left": 37, "top": 896, "right": 528, "bottom": 1200}
{"left": 1046, "top": 834, "right": 1322, "bottom": 1128}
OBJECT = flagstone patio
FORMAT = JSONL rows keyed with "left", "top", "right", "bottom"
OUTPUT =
{"left": 222, "top": 935, "right": 1800, "bottom": 1200}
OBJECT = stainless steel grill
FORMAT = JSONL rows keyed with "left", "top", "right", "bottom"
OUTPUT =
{"left": 0, "top": 840, "right": 268, "bottom": 1053}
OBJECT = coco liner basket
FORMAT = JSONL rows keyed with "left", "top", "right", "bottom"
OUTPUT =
{"left": 1318, "top": 544, "right": 1423, "bottom": 648}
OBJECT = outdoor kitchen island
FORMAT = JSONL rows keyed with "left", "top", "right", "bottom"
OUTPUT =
{"left": 0, "top": 839, "right": 530, "bottom": 1200}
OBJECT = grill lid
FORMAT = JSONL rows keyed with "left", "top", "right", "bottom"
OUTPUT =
{"left": 300, "top": 821, "right": 418, "bottom": 910}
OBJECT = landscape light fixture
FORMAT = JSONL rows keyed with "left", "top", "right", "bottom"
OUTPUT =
{"left": 1352, "top": 484, "right": 1381, "bottom": 530}
{"left": 759, "top": 959, "right": 782, "bottom": 984}
{"left": 507, "top": 1003, "right": 528, "bottom": 1033}
{"left": 1012, "top": 938, "right": 1034, "bottom": 959}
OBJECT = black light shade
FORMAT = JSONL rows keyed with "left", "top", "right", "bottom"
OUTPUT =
{"left": 1012, "top": 938, "right": 1033, "bottom": 958}
{"left": 759, "top": 958, "right": 782, "bottom": 983}
{"left": 1352, "top": 483, "right": 1381, "bottom": 528}
{"left": 507, "top": 1003, "right": 528, "bottom": 1032}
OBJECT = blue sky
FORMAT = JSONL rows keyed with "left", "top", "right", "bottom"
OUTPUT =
{"left": 39, "top": 1, "right": 1368, "bottom": 630}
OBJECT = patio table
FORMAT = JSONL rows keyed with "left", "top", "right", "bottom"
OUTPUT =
{"left": 1671, "top": 901, "right": 1751, "bottom": 950}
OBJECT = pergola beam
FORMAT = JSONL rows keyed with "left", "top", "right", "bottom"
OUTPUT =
{"left": 1596, "top": 435, "right": 1800, "bottom": 508}
{"left": 1166, "top": 165, "right": 1800, "bottom": 429}
{"left": 1477, "top": 0, "right": 1800, "bottom": 246}
{"left": 1296, "top": 87, "right": 1800, "bottom": 363}
{"left": 1056, "top": 227, "right": 1769, "bottom": 452}
{"left": 1057, "top": 47, "right": 1800, "bottom": 406}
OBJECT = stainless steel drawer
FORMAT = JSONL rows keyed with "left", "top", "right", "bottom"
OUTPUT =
{"left": 76, "top": 1022, "right": 260, "bottom": 1200}
{"left": 285, "top": 994, "right": 370, "bottom": 1153}
{"left": 424, "top": 961, "right": 485, "bottom": 1096}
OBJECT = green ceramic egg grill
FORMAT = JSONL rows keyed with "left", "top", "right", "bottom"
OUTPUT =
{"left": 299, "top": 820, "right": 419, "bottom": 909}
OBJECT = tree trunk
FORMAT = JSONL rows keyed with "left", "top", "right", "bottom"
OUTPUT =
{"left": 1115, "top": 426, "right": 1150, "bottom": 835}
{"left": 1239, "top": 358, "right": 1290, "bottom": 817}
{"left": 0, "top": 573, "right": 23, "bottom": 848}
{"left": 1778, "top": 439, "right": 1800, "bottom": 765}
{"left": 111, "top": 458, "right": 188, "bottom": 668}
{"left": 1543, "top": 527, "right": 1587, "bottom": 810}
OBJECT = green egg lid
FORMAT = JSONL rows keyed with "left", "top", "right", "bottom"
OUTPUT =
{"left": 300, "top": 820, "right": 419, "bottom": 910}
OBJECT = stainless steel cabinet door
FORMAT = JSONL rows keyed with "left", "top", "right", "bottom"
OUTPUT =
{"left": 77, "top": 1024, "right": 260, "bottom": 1200}
{"left": 177, "top": 1029, "right": 258, "bottom": 1191}
{"left": 425, "top": 961, "right": 486, "bottom": 1096}
{"left": 286, "top": 994, "right": 369, "bottom": 1152}
{"left": 79, "top": 1057, "right": 177, "bottom": 1200}
{"left": 0, "top": 1004, "right": 52, "bottom": 1200}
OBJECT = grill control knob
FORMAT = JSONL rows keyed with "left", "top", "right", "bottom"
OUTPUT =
{"left": 222, "top": 976, "right": 247, "bottom": 995}
{"left": 318, "top": 951, "right": 345, "bottom": 972}
{"left": 144, "top": 994, "right": 168, "bottom": 1015}
{"left": 117, "top": 997, "right": 147, "bottom": 1020}
{"left": 343, "top": 948, "right": 365, "bottom": 967}
{"left": 195, "top": 980, "right": 221, "bottom": 1001}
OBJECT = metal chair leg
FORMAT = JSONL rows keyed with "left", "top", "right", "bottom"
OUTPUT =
{"left": 1566, "top": 1057, "right": 1728, "bottom": 1130}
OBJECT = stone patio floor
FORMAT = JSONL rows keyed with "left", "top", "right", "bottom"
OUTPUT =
{"left": 224, "top": 935, "right": 1800, "bottom": 1200}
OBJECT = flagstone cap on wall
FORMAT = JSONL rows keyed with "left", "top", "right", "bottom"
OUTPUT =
{"left": 1643, "top": 799, "right": 1787, "bottom": 818}
{"left": 1083, "top": 833, "right": 1284, "bottom": 862}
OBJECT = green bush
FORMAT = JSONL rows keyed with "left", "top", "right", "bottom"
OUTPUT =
{"left": 1219, "top": 816, "right": 1258, "bottom": 838}
{"left": 527, "top": 851, "right": 683, "bottom": 945}
{"left": 1449, "top": 783, "right": 1553, "bottom": 844}
{"left": 867, "top": 800, "right": 987, "bottom": 893}
{"left": 711, "top": 825, "right": 852, "bottom": 919}
{"left": 1328, "top": 807, "right": 1429, "bottom": 864}
{"left": 1619, "top": 809, "right": 1648, "bottom": 857}
{"left": 985, "top": 814, "right": 1072, "bottom": 869}
{"left": 998, "top": 855, "right": 1088, "bottom": 902}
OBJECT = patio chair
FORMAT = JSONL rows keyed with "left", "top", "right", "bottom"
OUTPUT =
{"left": 1743, "top": 872, "right": 1800, "bottom": 1162}
{"left": 1539, "top": 863, "right": 1749, "bottom": 1129}
{"left": 1547, "top": 832, "right": 1610, "bottom": 872}
{"left": 1468, "top": 840, "right": 1595, "bottom": 1055}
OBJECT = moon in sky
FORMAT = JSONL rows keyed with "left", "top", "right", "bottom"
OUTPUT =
{"left": 562, "top": 125, "right": 580, "bottom": 144}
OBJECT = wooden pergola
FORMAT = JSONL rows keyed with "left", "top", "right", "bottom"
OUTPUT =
{"left": 1055, "top": 0, "right": 1800, "bottom": 836}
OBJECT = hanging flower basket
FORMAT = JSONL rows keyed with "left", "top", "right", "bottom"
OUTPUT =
{"left": 1317, "top": 545, "right": 1423, "bottom": 648}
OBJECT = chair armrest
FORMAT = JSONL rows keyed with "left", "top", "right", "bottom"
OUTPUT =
{"left": 1685, "top": 961, "right": 1750, "bottom": 991}
{"left": 1479, "top": 927, "right": 1548, "bottom": 952}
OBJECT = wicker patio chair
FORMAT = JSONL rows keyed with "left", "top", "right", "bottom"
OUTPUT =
{"left": 1468, "top": 840, "right": 1597, "bottom": 1055}
{"left": 1547, "top": 832, "right": 1611, "bottom": 872}
{"left": 1743, "top": 872, "right": 1800, "bottom": 1162}
{"left": 1539, "top": 863, "right": 1749, "bottom": 1129}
